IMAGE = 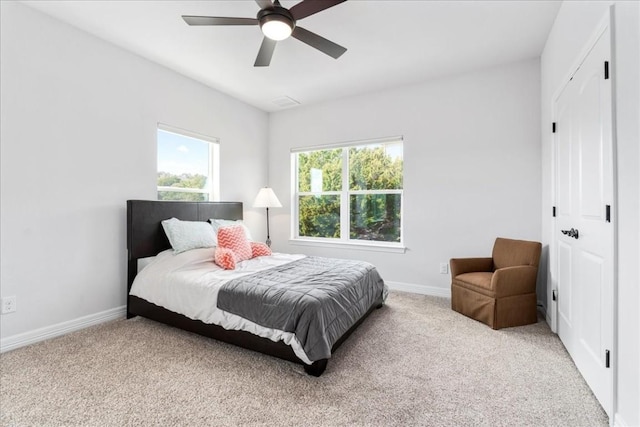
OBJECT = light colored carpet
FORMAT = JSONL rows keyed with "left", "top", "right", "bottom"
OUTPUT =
{"left": 1, "top": 292, "right": 607, "bottom": 426}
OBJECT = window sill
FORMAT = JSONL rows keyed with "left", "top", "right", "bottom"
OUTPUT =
{"left": 289, "top": 238, "right": 406, "bottom": 254}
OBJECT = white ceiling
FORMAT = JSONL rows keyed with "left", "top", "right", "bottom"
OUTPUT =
{"left": 23, "top": 0, "right": 561, "bottom": 112}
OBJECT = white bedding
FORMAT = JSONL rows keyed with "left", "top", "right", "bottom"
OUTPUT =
{"left": 129, "top": 248, "right": 312, "bottom": 364}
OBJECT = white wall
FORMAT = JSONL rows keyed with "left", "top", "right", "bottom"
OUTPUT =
{"left": 0, "top": 2, "right": 268, "bottom": 341}
{"left": 268, "top": 59, "right": 542, "bottom": 297}
{"left": 541, "top": 1, "right": 639, "bottom": 425}
{"left": 4, "top": 1, "right": 635, "bottom": 422}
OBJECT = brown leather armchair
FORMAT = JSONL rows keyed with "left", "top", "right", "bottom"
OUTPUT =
{"left": 450, "top": 237, "right": 542, "bottom": 329}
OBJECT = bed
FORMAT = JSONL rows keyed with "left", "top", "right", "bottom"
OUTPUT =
{"left": 126, "top": 200, "right": 386, "bottom": 376}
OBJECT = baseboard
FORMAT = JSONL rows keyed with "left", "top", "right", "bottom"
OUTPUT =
{"left": 0, "top": 306, "right": 126, "bottom": 353}
{"left": 386, "top": 281, "right": 451, "bottom": 298}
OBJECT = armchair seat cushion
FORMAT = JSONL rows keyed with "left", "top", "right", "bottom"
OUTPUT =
{"left": 453, "top": 272, "right": 494, "bottom": 297}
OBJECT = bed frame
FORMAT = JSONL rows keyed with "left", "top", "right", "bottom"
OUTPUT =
{"left": 126, "top": 200, "right": 383, "bottom": 376}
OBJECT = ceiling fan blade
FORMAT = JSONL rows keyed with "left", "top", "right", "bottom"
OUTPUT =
{"left": 289, "top": 0, "right": 347, "bottom": 20}
{"left": 292, "top": 26, "right": 346, "bottom": 59}
{"left": 182, "top": 16, "right": 259, "bottom": 26}
{"left": 255, "top": 0, "right": 272, "bottom": 9}
{"left": 254, "top": 37, "right": 277, "bottom": 67}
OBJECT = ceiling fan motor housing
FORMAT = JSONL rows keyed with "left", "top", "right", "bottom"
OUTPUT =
{"left": 258, "top": 6, "right": 296, "bottom": 36}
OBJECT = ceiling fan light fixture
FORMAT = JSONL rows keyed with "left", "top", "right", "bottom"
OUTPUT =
{"left": 183, "top": 0, "right": 348, "bottom": 67}
{"left": 260, "top": 14, "right": 293, "bottom": 41}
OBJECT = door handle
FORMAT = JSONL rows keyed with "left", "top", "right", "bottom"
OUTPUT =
{"left": 561, "top": 228, "right": 579, "bottom": 239}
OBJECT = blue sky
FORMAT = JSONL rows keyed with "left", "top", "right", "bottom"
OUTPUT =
{"left": 157, "top": 129, "right": 209, "bottom": 175}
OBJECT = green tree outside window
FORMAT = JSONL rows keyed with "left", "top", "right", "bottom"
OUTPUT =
{"left": 296, "top": 141, "right": 403, "bottom": 243}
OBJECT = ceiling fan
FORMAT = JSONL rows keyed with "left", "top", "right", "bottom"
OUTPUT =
{"left": 182, "top": 0, "right": 348, "bottom": 67}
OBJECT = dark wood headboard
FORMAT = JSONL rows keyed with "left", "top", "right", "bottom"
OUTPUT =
{"left": 126, "top": 200, "right": 243, "bottom": 292}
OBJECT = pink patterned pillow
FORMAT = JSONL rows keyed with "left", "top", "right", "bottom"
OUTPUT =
{"left": 217, "top": 225, "right": 252, "bottom": 262}
{"left": 214, "top": 247, "right": 236, "bottom": 270}
{"left": 250, "top": 242, "right": 272, "bottom": 258}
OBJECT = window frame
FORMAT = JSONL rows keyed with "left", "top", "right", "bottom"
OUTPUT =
{"left": 156, "top": 123, "right": 220, "bottom": 202}
{"left": 291, "top": 136, "right": 405, "bottom": 252}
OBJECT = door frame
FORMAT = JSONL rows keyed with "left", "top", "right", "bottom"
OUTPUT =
{"left": 549, "top": 7, "right": 618, "bottom": 420}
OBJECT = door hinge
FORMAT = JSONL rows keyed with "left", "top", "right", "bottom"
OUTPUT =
{"left": 606, "top": 205, "right": 611, "bottom": 223}
{"left": 552, "top": 289, "right": 557, "bottom": 301}
{"left": 605, "top": 349, "right": 610, "bottom": 368}
{"left": 552, "top": 122, "right": 557, "bottom": 133}
{"left": 552, "top": 206, "right": 556, "bottom": 217}
{"left": 604, "top": 61, "right": 609, "bottom": 80}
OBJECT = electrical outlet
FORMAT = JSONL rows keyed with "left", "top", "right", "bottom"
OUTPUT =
{"left": 439, "top": 263, "right": 449, "bottom": 274}
{"left": 1, "top": 296, "right": 16, "bottom": 314}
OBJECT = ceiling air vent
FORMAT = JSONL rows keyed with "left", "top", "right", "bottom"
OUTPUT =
{"left": 271, "top": 96, "right": 301, "bottom": 109}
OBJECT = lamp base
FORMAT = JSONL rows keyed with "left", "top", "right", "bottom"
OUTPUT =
{"left": 265, "top": 207, "right": 272, "bottom": 247}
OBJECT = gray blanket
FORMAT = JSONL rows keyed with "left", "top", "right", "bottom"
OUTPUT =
{"left": 216, "top": 256, "right": 386, "bottom": 362}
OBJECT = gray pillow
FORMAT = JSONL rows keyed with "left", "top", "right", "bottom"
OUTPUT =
{"left": 161, "top": 218, "right": 217, "bottom": 253}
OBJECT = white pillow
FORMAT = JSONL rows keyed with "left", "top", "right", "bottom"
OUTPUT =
{"left": 161, "top": 218, "right": 217, "bottom": 253}
{"left": 209, "top": 219, "right": 253, "bottom": 241}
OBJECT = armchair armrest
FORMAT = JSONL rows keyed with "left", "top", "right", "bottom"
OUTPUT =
{"left": 450, "top": 257, "right": 493, "bottom": 277}
{"left": 491, "top": 265, "right": 538, "bottom": 298}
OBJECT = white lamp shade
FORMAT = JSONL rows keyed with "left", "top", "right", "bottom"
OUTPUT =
{"left": 253, "top": 187, "right": 282, "bottom": 208}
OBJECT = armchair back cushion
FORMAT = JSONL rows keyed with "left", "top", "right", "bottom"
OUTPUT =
{"left": 492, "top": 237, "right": 541, "bottom": 270}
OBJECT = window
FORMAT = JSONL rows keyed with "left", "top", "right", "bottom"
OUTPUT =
{"left": 293, "top": 137, "right": 403, "bottom": 246}
{"left": 157, "top": 125, "right": 220, "bottom": 201}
